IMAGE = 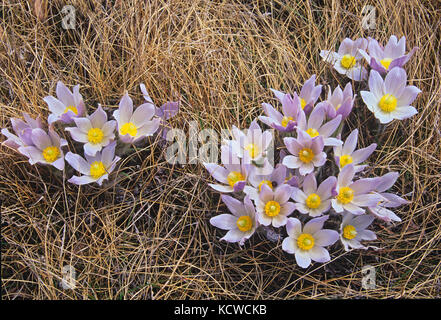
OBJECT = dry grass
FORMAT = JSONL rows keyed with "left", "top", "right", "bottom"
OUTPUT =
{"left": 1, "top": 0, "right": 440, "bottom": 299}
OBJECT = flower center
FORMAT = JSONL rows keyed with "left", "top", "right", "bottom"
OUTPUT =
{"left": 336, "top": 103, "right": 342, "bottom": 110}
{"left": 226, "top": 171, "right": 245, "bottom": 188}
{"left": 380, "top": 58, "right": 393, "bottom": 70}
{"left": 258, "top": 180, "right": 273, "bottom": 192}
{"left": 120, "top": 122, "right": 137, "bottom": 137}
{"left": 236, "top": 215, "right": 253, "bottom": 232}
{"left": 343, "top": 225, "right": 358, "bottom": 240}
{"left": 337, "top": 186, "right": 354, "bottom": 204}
{"left": 87, "top": 128, "right": 104, "bottom": 144}
{"left": 339, "top": 154, "right": 353, "bottom": 168}
{"left": 64, "top": 105, "right": 78, "bottom": 115}
{"left": 378, "top": 94, "right": 397, "bottom": 112}
{"left": 300, "top": 98, "right": 306, "bottom": 110}
{"left": 42, "top": 146, "right": 60, "bottom": 163}
{"left": 305, "top": 193, "right": 321, "bottom": 209}
{"left": 281, "top": 116, "right": 294, "bottom": 127}
{"left": 245, "top": 143, "right": 259, "bottom": 158}
{"left": 306, "top": 128, "right": 319, "bottom": 138}
{"left": 297, "top": 233, "right": 315, "bottom": 251}
{"left": 90, "top": 161, "right": 106, "bottom": 179}
{"left": 264, "top": 200, "right": 281, "bottom": 217}
{"left": 298, "top": 147, "right": 314, "bottom": 163}
{"left": 340, "top": 54, "right": 356, "bottom": 69}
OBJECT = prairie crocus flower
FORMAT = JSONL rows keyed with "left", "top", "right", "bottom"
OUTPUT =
{"left": 333, "top": 129, "right": 377, "bottom": 173}
{"left": 44, "top": 81, "right": 86, "bottom": 124}
{"left": 368, "top": 172, "right": 409, "bottom": 222}
{"left": 296, "top": 105, "right": 343, "bottom": 147}
{"left": 1, "top": 113, "right": 43, "bottom": 149}
{"left": 320, "top": 38, "right": 368, "bottom": 81}
{"left": 210, "top": 195, "right": 258, "bottom": 245}
{"left": 258, "top": 90, "right": 301, "bottom": 132}
{"left": 203, "top": 145, "right": 251, "bottom": 193}
{"left": 292, "top": 173, "right": 337, "bottom": 217}
{"left": 17, "top": 128, "right": 67, "bottom": 170}
{"left": 255, "top": 184, "right": 295, "bottom": 227}
{"left": 113, "top": 93, "right": 161, "bottom": 144}
{"left": 298, "top": 75, "right": 322, "bottom": 113}
{"left": 282, "top": 129, "right": 327, "bottom": 175}
{"left": 340, "top": 212, "right": 377, "bottom": 251}
{"left": 359, "top": 36, "right": 418, "bottom": 74}
{"left": 243, "top": 164, "right": 287, "bottom": 201}
{"left": 317, "top": 83, "right": 355, "bottom": 119}
{"left": 282, "top": 216, "right": 339, "bottom": 268}
{"left": 65, "top": 105, "right": 116, "bottom": 156}
{"left": 65, "top": 142, "right": 121, "bottom": 186}
{"left": 331, "top": 164, "right": 382, "bottom": 215}
{"left": 361, "top": 68, "right": 421, "bottom": 124}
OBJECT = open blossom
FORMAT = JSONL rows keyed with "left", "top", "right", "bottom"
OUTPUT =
{"left": 210, "top": 195, "right": 258, "bottom": 245}
{"left": 243, "top": 164, "right": 287, "bottom": 201}
{"left": 333, "top": 129, "right": 377, "bottom": 173}
{"left": 298, "top": 75, "right": 322, "bottom": 113}
{"left": 113, "top": 93, "right": 161, "bottom": 144}
{"left": 340, "top": 212, "right": 377, "bottom": 251}
{"left": 65, "top": 105, "right": 116, "bottom": 156}
{"left": 1, "top": 113, "right": 43, "bottom": 149}
{"left": 282, "top": 129, "right": 327, "bottom": 175}
{"left": 368, "top": 172, "right": 409, "bottom": 222}
{"left": 292, "top": 173, "right": 337, "bottom": 217}
{"left": 361, "top": 68, "right": 421, "bottom": 124}
{"left": 317, "top": 83, "right": 355, "bottom": 119}
{"left": 296, "top": 105, "right": 343, "bottom": 147}
{"left": 359, "top": 36, "right": 418, "bottom": 74}
{"left": 65, "top": 142, "right": 121, "bottom": 186}
{"left": 258, "top": 90, "right": 301, "bottom": 132}
{"left": 331, "top": 164, "right": 382, "bottom": 215}
{"left": 282, "top": 216, "right": 339, "bottom": 268}
{"left": 255, "top": 184, "right": 295, "bottom": 227}
{"left": 44, "top": 81, "right": 86, "bottom": 124}
{"left": 320, "top": 38, "right": 368, "bottom": 81}
{"left": 17, "top": 128, "right": 67, "bottom": 170}
{"left": 203, "top": 145, "right": 251, "bottom": 193}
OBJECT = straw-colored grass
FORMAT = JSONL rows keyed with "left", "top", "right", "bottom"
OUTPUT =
{"left": 1, "top": 0, "right": 440, "bottom": 299}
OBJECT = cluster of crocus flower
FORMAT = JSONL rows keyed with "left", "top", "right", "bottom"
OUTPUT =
{"left": 1, "top": 81, "right": 179, "bottom": 186}
{"left": 205, "top": 35, "right": 416, "bottom": 269}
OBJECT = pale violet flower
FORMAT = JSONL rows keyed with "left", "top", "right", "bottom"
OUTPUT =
{"left": 316, "top": 83, "right": 355, "bottom": 119}
{"left": 291, "top": 173, "right": 337, "bottom": 217}
{"left": 17, "top": 128, "right": 67, "bottom": 170}
{"left": 359, "top": 36, "right": 418, "bottom": 74}
{"left": 361, "top": 68, "right": 421, "bottom": 124}
{"left": 259, "top": 90, "right": 301, "bottom": 132}
{"left": 282, "top": 216, "right": 339, "bottom": 268}
{"left": 65, "top": 142, "right": 121, "bottom": 186}
{"left": 44, "top": 81, "right": 86, "bottom": 124}
{"left": 113, "top": 93, "right": 161, "bottom": 144}
{"left": 340, "top": 212, "right": 377, "bottom": 251}
{"left": 298, "top": 75, "right": 322, "bottom": 113}
{"left": 333, "top": 129, "right": 377, "bottom": 173}
{"left": 210, "top": 195, "right": 258, "bottom": 245}
{"left": 255, "top": 184, "right": 295, "bottom": 228}
{"left": 1, "top": 113, "right": 43, "bottom": 149}
{"left": 243, "top": 164, "right": 287, "bottom": 201}
{"left": 320, "top": 38, "right": 368, "bottom": 81}
{"left": 65, "top": 105, "right": 116, "bottom": 156}
{"left": 282, "top": 129, "right": 327, "bottom": 176}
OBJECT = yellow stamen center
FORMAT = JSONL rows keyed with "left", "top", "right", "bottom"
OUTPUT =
{"left": 336, "top": 103, "right": 342, "bottom": 110}
{"left": 42, "top": 146, "right": 60, "bottom": 163}
{"left": 341, "top": 54, "right": 356, "bottom": 69}
{"left": 87, "top": 128, "right": 104, "bottom": 144}
{"left": 90, "top": 161, "right": 106, "bottom": 179}
{"left": 226, "top": 171, "right": 245, "bottom": 188}
{"left": 343, "top": 225, "right": 358, "bottom": 240}
{"left": 298, "top": 147, "right": 314, "bottom": 163}
{"left": 236, "top": 215, "right": 253, "bottom": 232}
{"left": 306, "top": 128, "right": 319, "bottom": 138}
{"left": 305, "top": 193, "right": 321, "bottom": 209}
{"left": 281, "top": 116, "right": 294, "bottom": 127}
{"left": 380, "top": 58, "right": 393, "bottom": 70}
{"left": 297, "top": 233, "right": 315, "bottom": 251}
{"left": 300, "top": 98, "right": 306, "bottom": 110}
{"left": 64, "top": 105, "right": 78, "bottom": 115}
{"left": 378, "top": 94, "right": 397, "bottom": 112}
{"left": 245, "top": 143, "right": 259, "bottom": 158}
{"left": 337, "top": 186, "right": 354, "bottom": 204}
{"left": 339, "top": 154, "right": 353, "bottom": 168}
{"left": 120, "top": 122, "right": 137, "bottom": 137}
{"left": 258, "top": 180, "right": 273, "bottom": 192}
{"left": 264, "top": 200, "right": 281, "bottom": 217}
